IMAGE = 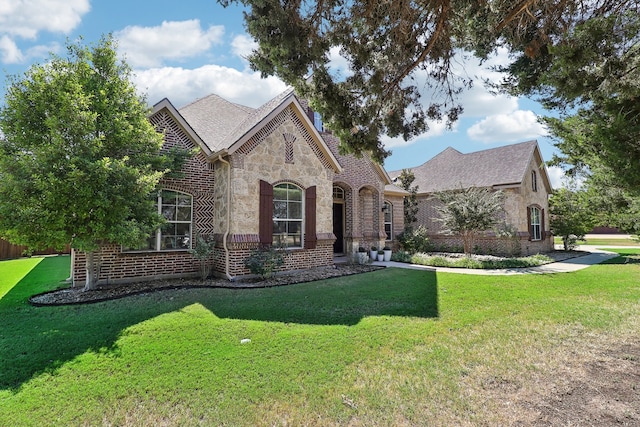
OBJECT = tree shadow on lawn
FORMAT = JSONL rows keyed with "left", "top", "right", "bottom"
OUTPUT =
{"left": 0, "top": 260, "right": 438, "bottom": 391}
{"left": 600, "top": 250, "right": 640, "bottom": 265}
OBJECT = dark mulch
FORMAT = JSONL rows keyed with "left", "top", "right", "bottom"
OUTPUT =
{"left": 29, "top": 264, "right": 383, "bottom": 306}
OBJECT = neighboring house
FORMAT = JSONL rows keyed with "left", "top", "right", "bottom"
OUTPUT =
{"left": 389, "top": 141, "right": 553, "bottom": 256}
{"left": 72, "top": 89, "right": 406, "bottom": 285}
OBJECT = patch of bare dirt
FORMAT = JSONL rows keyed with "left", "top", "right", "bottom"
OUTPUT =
{"left": 495, "top": 336, "right": 640, "bottom": 427}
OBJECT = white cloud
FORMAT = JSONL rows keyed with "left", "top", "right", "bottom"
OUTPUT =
{"left": 231, "top": 35, "right": 258, "bottom": 61}
{"left": 457, "top": 86, "right": 519, "bottom": 117}
{"left": 382, "top": 119, "right": 453, "bottom": 149}
{"left": 0, "top": 0, "right": 89, "bottom": 39}
{"left": 0, "top": 35, "right": 23, "bottom": 63}
{"left": 132, "top": 65, "right": 288, "bottom": 108}
{"left": 547, "top": 166, "right": 566, "bottom": 190}
{"left": 115, "top": 20, "right": 224, "bottom": 68}
{"left": 467, "top": 110, "right": 548, "bottom": 143}
{"left": 327, "top": 46, "right": 353, "bottom": 79}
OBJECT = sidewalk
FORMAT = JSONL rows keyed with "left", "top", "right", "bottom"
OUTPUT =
{"left": 371, "top": 246, "right": 624, "bottom": 275}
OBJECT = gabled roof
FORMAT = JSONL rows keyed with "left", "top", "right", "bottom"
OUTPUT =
{"left": 389, "top": 140, "right": 552, "bottom": 194}
{"left": 174, "top": 88, "right": 341, "bottom": 173}
{"left": 178, "top": 93, "right": 255, "bottom": 153}
{"left": 150, "top": 98, "right": 212, "bottom": 157}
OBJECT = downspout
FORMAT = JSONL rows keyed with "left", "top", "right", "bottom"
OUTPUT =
{"left": 217, "top": 155, "right": 234, "bottom": 280}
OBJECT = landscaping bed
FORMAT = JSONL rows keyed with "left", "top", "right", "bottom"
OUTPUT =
{"left": 395, "top": 249, "right": 583, "bottom": 269}
{"left": 29, "top": 263, "right": 383, "bottom": 306}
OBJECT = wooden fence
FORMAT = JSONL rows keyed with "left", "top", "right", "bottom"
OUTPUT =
{"left": 0, "top": 238, "right": 70, "bottom": 261}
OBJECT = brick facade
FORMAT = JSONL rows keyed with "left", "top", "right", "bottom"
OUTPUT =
{"left": 322, "top": 133, "right": 400, "bottom": 253}
{"left": 413, "top": 154, "right": 553, "bottom": 256}
{"left": 72, "top": 99, "right": 350, "bottom": 286}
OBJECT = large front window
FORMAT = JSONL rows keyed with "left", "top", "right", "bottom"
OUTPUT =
{"left": 125, "top": 190, "right": 193, "bottom": 251}
{"left": 530, "top": 206, "right": 541, "bottom": 241}
{"left": 273, "top": 183, "right": 303, "bottom": 247}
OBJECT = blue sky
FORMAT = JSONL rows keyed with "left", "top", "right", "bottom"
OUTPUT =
{"left": 0, "top": 0, "right": 564, "bottom": 187}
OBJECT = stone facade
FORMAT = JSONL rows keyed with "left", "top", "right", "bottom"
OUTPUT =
{"left": 415, "top": 154, "right": 553, "bottom": 256}
{"left": 72, "top": 99, "right": 346, "bottom": 285}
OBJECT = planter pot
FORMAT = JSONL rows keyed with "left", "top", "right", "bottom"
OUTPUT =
{"left": 370, "top": 250, "right": 378, "bottom": 260}
{"left": 357, "top": 252, "right": 369, "bottom": 264}
{"left": 383, "top": 250, "right": 392, "bottom": 262}
{"left": 377, "top": 254, "right": 384, "bottom": 261}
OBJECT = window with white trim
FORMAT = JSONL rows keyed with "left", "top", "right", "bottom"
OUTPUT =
{"left": 530, "top": 206, "right": 541, "bottom": 241}
{"left": 124, "top": 190, "right": 193, "bottom": 251}
{"left": 383, "top": 201, "right": 393, "bottom": 241}
{"left": 273, "top": 183, "right": 303, "bottom": 247}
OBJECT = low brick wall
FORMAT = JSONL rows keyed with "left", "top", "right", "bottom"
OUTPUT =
{"left": 427, "top": 233, "right": 553, "bottom": 257}
{"left": 73, "top": 235, "right": 336, "bottom": 286}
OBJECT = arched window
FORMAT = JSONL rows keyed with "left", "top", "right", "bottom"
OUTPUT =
{"left": 273, "top": 183, "right": 304, "bottom": 248}
{"left": 531, "top": 170, "right": 538, "bottom": 192}
{"left": 125, "top": 190, "right": 193, "bottom": 251}
{"left": 333, "top": 186, "right": 345, "bottom": 200}
{"left": 383, "top": 201, "right": 393, "bottom": 241}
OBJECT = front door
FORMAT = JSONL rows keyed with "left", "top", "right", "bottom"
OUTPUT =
{"left": 332, "top": 203, "right": 344, "bottom": 253}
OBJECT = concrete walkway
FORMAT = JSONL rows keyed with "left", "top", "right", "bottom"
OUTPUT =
{"left": 370, "top": 246, "right": 627, "bottom": 275}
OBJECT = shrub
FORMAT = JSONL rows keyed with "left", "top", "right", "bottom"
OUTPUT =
{"left": 188, "top": 235, "right": 216, "bottom": 280}
{"left": 562, "top": 234, "right": 581, "bottom": 251}
{"left": 244, "top": 246, "right": 285, "bottom": 279}
{"left": 397, "top": 226, "right": 430, "bottom": 254}
{"left": 391, "top": 250, "right": 412, "bottom": 263}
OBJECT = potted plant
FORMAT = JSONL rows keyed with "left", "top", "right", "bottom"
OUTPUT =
{"left": 383, "top": 246, "right": 392, "bottom": 262}
{"left": 370, "top": 246, "right": 378, "bottom": 260}
{"left": 377, "top": 249, "right": 384, "bottom": 262}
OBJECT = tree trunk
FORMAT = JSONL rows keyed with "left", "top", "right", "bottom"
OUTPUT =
{"left": 83, "top": 250, "right": 98, "bottom": 291}
{"left": 463, "top": 232, "right": 475, "bottom": 256}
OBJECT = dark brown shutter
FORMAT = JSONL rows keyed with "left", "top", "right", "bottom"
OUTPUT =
{"left": 304, "top": 186, "right": 317, "bottom": 249}
{"left": 541, "top": 208, "right": 545, "bottom": 239}
{"left": 527, "top": 206, "right": 532, "bottom": 241}
{"left": 259, "top": 180, "right": 273, "bottom": 246}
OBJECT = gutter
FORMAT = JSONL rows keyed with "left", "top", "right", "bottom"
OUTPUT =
{"left": 217, "top": 154, "right": 234, "bottom": 281}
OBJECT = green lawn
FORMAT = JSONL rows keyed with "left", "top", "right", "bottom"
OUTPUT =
{"left": 0, "top": 252, "right": 638, "bottom": 426}
{"left": 554, "top": 236, "right": 640, "bottom": 246}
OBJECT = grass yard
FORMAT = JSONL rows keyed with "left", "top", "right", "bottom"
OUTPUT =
{"left": 554, "top": 235, "right": 640, "bottom": 246}
{"left": 0, "top": 252, "right": 639, "bottom": 426}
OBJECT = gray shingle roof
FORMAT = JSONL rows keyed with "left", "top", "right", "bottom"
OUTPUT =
{"left": 389, "top": 140, "right": 540, "bottom": 193}
{"left": 179, "top": 94, "right": 254, "bottom": 153}
{"left": 178, "top": 88, "right": 298, "bottom": 154}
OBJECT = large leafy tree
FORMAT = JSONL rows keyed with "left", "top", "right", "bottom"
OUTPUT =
{"left": 582, "top": 172, "right": 640, "bottom": 237}
{"left": 221, "top": 0, "right": 633, "bottom": 162}
{"left": 549, "top": 187, "right": 595, "bottom": 250}
{"left": 0, "top": 36, "right": 175, "bottom": 291}
{"left": 433, "top": 187, "right": 505, "bottom": 256}
{"left": 503, "top": 11, "right": 640, "bottom": 193}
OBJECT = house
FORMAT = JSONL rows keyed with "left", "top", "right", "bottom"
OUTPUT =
{"left": 389, "top": 141, "right": 553, "bottom": 256}
{"left": 71, "top": 89, "right": 406, "bottom": 285}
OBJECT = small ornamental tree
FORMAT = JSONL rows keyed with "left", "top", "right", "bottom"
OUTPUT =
{"left": 0, "top": 35, "right": 179, "bottom": 291}
{"left": 434, "top": 187, "right": 505, "bottom": 256}
{"left": 549, "top": 187, "right": 595, "bottom": 250}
